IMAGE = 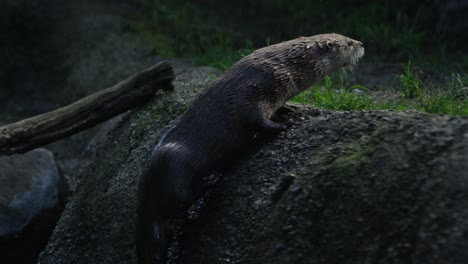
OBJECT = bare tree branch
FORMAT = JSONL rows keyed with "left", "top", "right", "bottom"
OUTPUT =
{"left": 0, "top": 61, "right": 174, "bottom": 155}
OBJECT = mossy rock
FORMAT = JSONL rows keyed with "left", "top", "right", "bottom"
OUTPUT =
{"left": 39, "top": 64, "right": 468, "bottom": 263}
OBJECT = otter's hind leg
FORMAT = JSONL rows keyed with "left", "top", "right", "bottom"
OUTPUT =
{"left": 168, "top": 155, "right": 206, "bottom": 209}
{"left": 246, "top": 107, "right": 290, "bottom": 133}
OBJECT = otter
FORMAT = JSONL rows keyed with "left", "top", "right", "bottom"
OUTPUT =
{"left": 136, "top": 33, "right": 364, "bottom": 263}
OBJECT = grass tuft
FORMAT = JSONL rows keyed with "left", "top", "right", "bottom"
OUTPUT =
{"left": 421, "top": 96, "right": 468, "bottom": 115}
{"left": 292, "top": 76, "right": 376, "bottom": 111}
{"left": 396, "top": 60, "right": 423, "bottom": 99}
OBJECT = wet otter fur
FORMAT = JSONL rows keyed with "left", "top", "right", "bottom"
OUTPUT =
{"left": 136, "top": 33, "right": 364, "bottom": 263}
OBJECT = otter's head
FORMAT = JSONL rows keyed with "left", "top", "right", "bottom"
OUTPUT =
{"left": 306, "top": 33, "right": 364, "bottom": 74}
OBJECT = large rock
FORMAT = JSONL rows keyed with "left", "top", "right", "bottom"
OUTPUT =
{"left": 39, "top": 63, "right": 468, "bottom": 264}
{"left": 0, "top": 148, "right": 66, "bottom": 264}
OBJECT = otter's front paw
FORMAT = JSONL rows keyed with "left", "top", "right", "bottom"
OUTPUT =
{"left": 261, "top": 120, "right": 291, "bottom": 133}
{"left": 276, "top": 103, "right": 301, "bottom": 114}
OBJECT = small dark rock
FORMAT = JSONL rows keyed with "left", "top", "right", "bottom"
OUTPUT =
{"left": 0, "top": 148, "right": 67, "bottom": 264}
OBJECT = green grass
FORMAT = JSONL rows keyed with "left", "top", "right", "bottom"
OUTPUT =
{"left": 127, "top": 0, "right": 466, "bottom": 69}
{"left": 292, "top": 76, "right": 376, "bottom": 111}
{"left": 421, "top": 96, "right": 468, "bottom": 115}
{"left": 291, "top": 69, "right": 468, "bottom": 116}
{"left": 446, "top": 73, "right": 468, "bottom": 99}
{"left": 126, "top": 1, "right": 467, "bottom": 116}
{"left": 396, "top": 60, "right": 423, "bottom": 99}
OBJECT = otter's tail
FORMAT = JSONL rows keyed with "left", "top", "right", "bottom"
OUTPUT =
{"left": 136, "top": 155, "right": 173, "bottom": 264}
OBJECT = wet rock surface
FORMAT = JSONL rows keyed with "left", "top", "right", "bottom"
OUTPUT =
{"left": 38, "top": 62, "right": 468, "bottom": 263}
{"left": 0, "top": 148, "right": 66, "bottom": 264}
{"left": 178, "top": 109, "right": 468, "bottom": 264}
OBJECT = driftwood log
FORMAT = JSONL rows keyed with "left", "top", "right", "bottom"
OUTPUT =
{"left": 0, "top": 61, "right": 174, "bottom": 155}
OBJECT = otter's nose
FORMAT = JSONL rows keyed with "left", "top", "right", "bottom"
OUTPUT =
{"left": 357, "top": 41, "right": 364, "bottom": 47}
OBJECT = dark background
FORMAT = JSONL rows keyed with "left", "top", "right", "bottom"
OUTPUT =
{"left": 1, "top": 0, "right": 467, "bottom": 116}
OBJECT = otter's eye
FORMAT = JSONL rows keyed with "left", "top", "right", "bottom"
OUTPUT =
{"left": 347, "top": 41, "right": 353, "bottom": 47}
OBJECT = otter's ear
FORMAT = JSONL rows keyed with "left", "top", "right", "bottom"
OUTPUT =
{"left": 317, "top": 41, "right": 329, "bottom": 50}
{"left": 317, "top": 41, "right": 332, "bottom": 50}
